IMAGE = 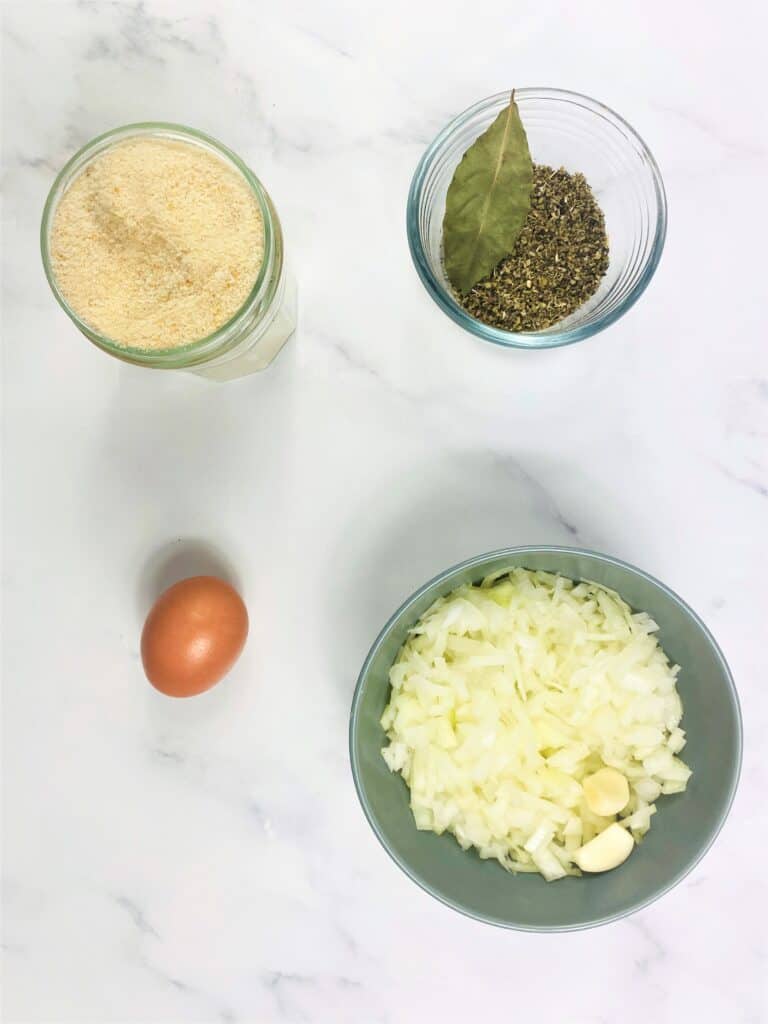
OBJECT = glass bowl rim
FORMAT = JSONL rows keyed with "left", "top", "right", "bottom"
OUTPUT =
{"left": 406, "top": 88, "right": 668, "bottom": 350}
{"left": 40, "top": 121, "right": 277, "bottom": 366}
{"left": 348, "top": 544, "right": 742, "bottom": 931}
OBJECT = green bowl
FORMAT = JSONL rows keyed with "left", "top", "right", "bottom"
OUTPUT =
{"left": 349, "top": 546, "right": 742, "bottom": 931}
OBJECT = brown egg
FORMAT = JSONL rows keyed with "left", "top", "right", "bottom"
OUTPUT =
{"left": 141, "top": 576, "right": 248, "bottom": 697}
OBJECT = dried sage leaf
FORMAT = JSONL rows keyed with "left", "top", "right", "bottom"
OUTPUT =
{"left": 443, "top": 92, "right": 533, "bottom": 295}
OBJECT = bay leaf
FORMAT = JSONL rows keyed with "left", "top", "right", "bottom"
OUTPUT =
{"left": 443, "top": 92, "right": 533, "bottom": 295}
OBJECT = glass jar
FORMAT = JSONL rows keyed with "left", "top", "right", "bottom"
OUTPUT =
{"left": 40, "top": 122, "right": 296, "bottom": 380}
{"left": 407, "top": 89, "right": 667, "bottom": 349}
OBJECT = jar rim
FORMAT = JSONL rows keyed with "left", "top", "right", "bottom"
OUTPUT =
{"left": 40, "top": 121, "right": 279, "bottom": 367}
{"left": 406, "top": 88, "right": 668, "bottom": 350}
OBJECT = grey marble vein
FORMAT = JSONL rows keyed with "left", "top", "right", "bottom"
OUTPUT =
{"left": 80, "top": 0, "right": 222, "bottom": 65}
{"left": 716, "top": 462, "right": 768, "bottom": 499}
{"left": 651, "top": 100, "right": 767, "bottom": 159}
{"left": 294, "top": 24, "right": 354, "bottom": 60}
{"left": 627, "top": 915, "right": 667, "bottom": 975}
{"left": 113, "top": 894, "right": 160, "bottom": 939}
{"left": 491, "top": 453, "right": 585, "bottom": 541}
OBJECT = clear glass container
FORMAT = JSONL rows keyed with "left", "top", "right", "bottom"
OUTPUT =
{"left": 40, "top": 122, "right": 296, "bottom": 380}
{"left": 407, "top": 89, "right": 667, "bottom": 349}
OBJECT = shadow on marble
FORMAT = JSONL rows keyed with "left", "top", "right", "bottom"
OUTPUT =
{"left": 136, "top": 537, "right": 243, "bottom": 617}
{"left": 326, "top": 450, "right": 622, "bottom": 698}
{"left": 92, "top": 339, "right": 299, "bottom": 627}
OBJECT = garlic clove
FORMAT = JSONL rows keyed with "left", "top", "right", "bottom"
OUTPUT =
{"left": 583, "top": 767, "right": 630, "bottom": 817}
{"left": 574, "top": 823, "right": 634, "bottom": 873}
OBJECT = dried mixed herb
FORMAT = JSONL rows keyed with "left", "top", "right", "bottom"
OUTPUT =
{"left": 441, "top": 91, "right": 610, "bottom": 333}
{"left": 456, "top": 165, "right": 609, "bottom": 332}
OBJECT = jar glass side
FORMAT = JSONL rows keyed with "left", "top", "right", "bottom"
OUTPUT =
{"left": 189, "top": 262, "right": 297, "bottom": 381}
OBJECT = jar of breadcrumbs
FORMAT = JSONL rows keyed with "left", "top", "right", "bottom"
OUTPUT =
{"left": 41, "top": 123, "right": 296, "bottom": 381}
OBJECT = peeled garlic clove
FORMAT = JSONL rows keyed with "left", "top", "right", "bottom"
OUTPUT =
{"left": 583, "top": 767, "right": 630, "bottom": 817}
{"left": 574, "top": 823, "right": 634, "bottom": 873}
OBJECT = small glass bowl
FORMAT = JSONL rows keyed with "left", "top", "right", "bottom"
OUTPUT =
{"left": 407, "top": 89, "right": 667, "bottom": 349}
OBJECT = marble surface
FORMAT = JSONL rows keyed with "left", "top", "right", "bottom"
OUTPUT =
{"left": 2, "top": 1, "right": 767, "bottom": 1021}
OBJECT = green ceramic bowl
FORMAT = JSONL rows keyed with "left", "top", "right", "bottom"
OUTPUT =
{"left": 349, "top": 546, "right": 742, "bottom": 931}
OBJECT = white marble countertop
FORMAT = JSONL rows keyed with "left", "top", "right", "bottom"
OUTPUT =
{"left": 3, "top": 1, "right": 767, "bottom": 1021}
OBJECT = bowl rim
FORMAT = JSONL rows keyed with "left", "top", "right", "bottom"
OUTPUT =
{"left": 406, "top": 88, "right": 668, "bottom": 350}
{"left": 349, "top": 545, "right": 743, "bottom": 931}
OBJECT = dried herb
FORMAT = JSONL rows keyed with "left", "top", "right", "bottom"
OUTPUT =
{"left": 457, "top": 164, "right": 609, "bottom": 331}
{"left": 443, "top": 92, "right": 533, "bottom": 295}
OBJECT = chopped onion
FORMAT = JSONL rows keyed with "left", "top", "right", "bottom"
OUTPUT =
{"left": 381, "top": 568, "right": 692, "bottom": 881}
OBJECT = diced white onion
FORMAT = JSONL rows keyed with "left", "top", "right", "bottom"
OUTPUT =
{"left": 381, "top": 568, "right": 692, "bottom": 881}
